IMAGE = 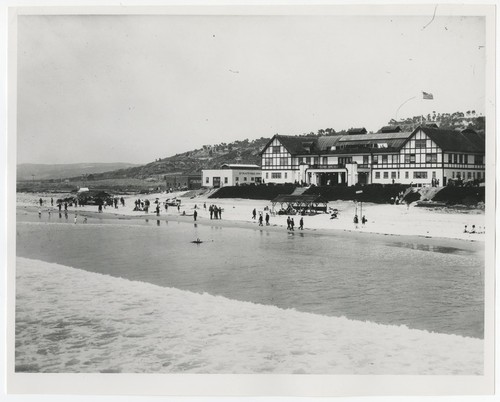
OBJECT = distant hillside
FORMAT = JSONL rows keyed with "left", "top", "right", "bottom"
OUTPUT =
{"left": 17, "top": 163, "right": 140, "bottom": 181}
{"left": 27, "top": 111, "right": 485, "bottom": 183}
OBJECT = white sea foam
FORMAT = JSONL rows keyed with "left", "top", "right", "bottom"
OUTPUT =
{"left": 15, "top": 257, "right": 483, "bottom": 374}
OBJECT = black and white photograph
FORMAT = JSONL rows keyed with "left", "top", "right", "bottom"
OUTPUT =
{"left": 5, "top": 3, "right": 496, "bottom": 397}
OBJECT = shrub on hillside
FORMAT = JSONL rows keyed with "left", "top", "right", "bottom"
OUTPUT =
{"left": 432, "top": 186, "right": 485, "bottom": 205}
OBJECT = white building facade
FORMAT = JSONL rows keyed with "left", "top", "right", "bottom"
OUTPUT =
{"left": 202, "top": 164, "right": 262, "bottom": 188}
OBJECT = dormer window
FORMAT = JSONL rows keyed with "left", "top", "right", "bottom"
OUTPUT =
{"left": 331, "top": 146, "right": 336, "bottom": 151}
{"left": 377, "top": 143, "right": 388, "bottom": 148}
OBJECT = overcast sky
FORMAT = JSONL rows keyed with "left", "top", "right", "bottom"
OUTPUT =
{"left": 17, "top": 13, "right": 486, "bottom": 164}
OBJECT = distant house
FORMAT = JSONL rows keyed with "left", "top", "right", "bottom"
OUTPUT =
{"left": 347, "top": 127, "right": 368, "bottom": 135}
{"left": 379, "top": 125, "right": 402, "bottom": 133}
{"left": 259, "top": 127, "right": 485, "bottom": 187}
{"left": 202, "top": 164, "right": 261, "bottom": 188}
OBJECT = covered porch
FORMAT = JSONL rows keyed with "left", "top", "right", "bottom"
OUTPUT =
{"left": 271, "top": 194, "right": 329, "bottom": 215}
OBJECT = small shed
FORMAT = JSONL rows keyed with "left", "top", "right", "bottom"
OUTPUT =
{"left": 271, "top": 194, "right": 329, "bottom": 214}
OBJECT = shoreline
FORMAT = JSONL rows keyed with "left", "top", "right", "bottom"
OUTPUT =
{"left": 17, "top": 203, "right": 484, "bottom": 253}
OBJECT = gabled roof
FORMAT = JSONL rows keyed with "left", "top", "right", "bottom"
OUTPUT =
{"left": 347, "top": 127, "right": 367, "bottom": 135}
{"left": 379, "top": 125, "right": 401, "bottom": 133}
{"left": 260, "top": 134, "right": 319, "bottom": 156}
{"left": 416, "top": 127, "right": 484, "bottom": 153}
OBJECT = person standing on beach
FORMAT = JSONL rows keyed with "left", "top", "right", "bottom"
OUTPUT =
{"left": 299, "top": 217, "right": 304, "bottom": 230}
{"left": 286, "top": 216, "right": 291, "bottom": 230}
{"left": 50, "top": 198, "right": 53, "bottom": 206}
{"left": 194, "top": 210, "right": 198, "bottom": 221}
{"left": 64, "top": 202, "right": 68, "bottom": 212}
{"left": 209, "top": 205, "right": 213, "bottom": 219}
{"left": 39, "top": 198, "right": 43, "bottom": 207}
{"left": 362, "top": 215, "right": 367, "bottom": 225}
{"left": 290, "top": 218, "right": 295, "bottom": 231}
{"left": 156, "top": 204, "right": 160, "bottom": 216}
{"left": 204, "top": 202, "right": 206, "bottom": 210}
{"left": 218, "top": 206, "right": 222, "bottom": 219}
{"left": 265, "top": 213, "right": 270, "bottom": 226}
{"left": 252, "top": 208, "right": 256, "bottom": 220}
{"left": 258, "top": 213, "right": 263, "bottom": 226}
{"left": 74, "top": 214, "right": 77, "bottom": 224}
{"left": 58, "top": 203, "right": 62, "bottom": 212}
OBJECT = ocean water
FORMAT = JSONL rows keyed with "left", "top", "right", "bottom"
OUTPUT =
{"left": 16, "top": 211, "right": 484, "bottom": 338}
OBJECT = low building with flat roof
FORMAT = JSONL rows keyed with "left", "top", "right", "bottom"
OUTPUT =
{"left": 202, "top": 164, "right": 262, "bottom": 188}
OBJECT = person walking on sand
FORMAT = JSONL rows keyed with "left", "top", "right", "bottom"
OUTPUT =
{"left": 299, "top": 217, "right": 304, "bottom": 230}
{"left": 39, "top": 198, "right": 43, "bottom": 207}
{"left": 252, "top": 208, "right": 257, "bottom": 220}
{"left": 204, "top": 202, "right": 206, "bottom": 210}
{"left": 194, "top": 209, "right": 198, "bottom": 221}
{"left": 290, "top": 218, "right": 295, "bottom": 231}
{"left": 156, "top": 204, "right": 160, "bottom": 216}
{"left": 258, "top": 213, "right": 263, "bottom": 226}
{"left": 177, "top": 204, "right": 180, "bottom": 213}
{"left": 64, "top": 202, "right": 68, "bottom": 212}
{"left": 287, "top": 216, "right": 291, "bottom": 230}
{"left": 51, "top": 198, "right": 53, "bottom": 206}
{"left": 265, "top": 212, "right": 270, "bottom": 226}
{"left": 58, "top": 203, "right": 62, "bottom": 212}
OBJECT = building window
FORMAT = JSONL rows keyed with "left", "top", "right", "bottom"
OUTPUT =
{"left": 314, "top": 157, "right": 319, "bottom": 165}
{"left": 235, "top": 177, "right": 239, "bottom": 181}
{"left": 272, "top": 146, "right": 280, "bottom": 154}
{"left": 413, "top": 171, "right": 428, "bottom": 179}
{"left": 306, "top": 157, "right": 311, "bottom": 164}
{"left": 454, "top": 154, "right": 458, "bottom": 164}
{"left": 284, "top": 172, "right": 287, "bottom": 179}
{"left": 405, "top": 154, "right": 416, "bottom": 163}
{"left": 382, "top": 155, "right": 388, "bottom": 164}
{"left": 265, "top": 173, "right": 268, "bottom": 179}
{"left": 298, "top": 157, "right": 303, "bottom": 164}
{"left": 383, "top": 172, "right": 389, "bottom": 179}
{"left": 224, "top": 177, "right": 228, "bottom": 184}
{"left": 372, "top": 155, "right": 378, "bottom": 164}
{"left": 271, "top": 172, "right": 282, "bottom": 179}
{"left": 322, "top": 157, "right": 328, "bottom": 165}
{"left": 415, "top": 139, "right": 426, "bottom": 148}
{"left": 264, "top": 158, "right": 272, "bottom": 166}
{"left": 467, "top": 172, "right": 472, "bottom": 179}
{"left": 280, "top": 157, "right": 288, "bottom": 166}
{"left": 244, "top": 177, "right": 247, "bottom": 181}
{"left": 459, "top": 154, "right": 463, "bottom": 164}
{"left": 474, "top": 155, "right": 483, "bottom": 164}
{"left": 250, "top": 177, "right": 254, "bottom": 181}
{"left": 391, "top": 171, "right": 397, "bottom": 179}
{"left": 432, "top": 171, "right": 436, "bottom": 179}
{"left": 452, "top": 171, "right": 455, "bottom": 178}
{"left": 425, "top": 153, "right": 438, "bottom": 163}
{"left": 448, "top": 154, "right": 452, "bottom": 163}
{"left": 375, "top": 172, "right": 380, "bottom": 179}
{"left": 363, "top": 155, "right": 369, "bottom": 164}
{"left": 405, "top": 171, "right": 409, "bottom": 179}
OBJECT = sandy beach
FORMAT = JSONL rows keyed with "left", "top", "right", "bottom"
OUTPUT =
{"left": 17, "top": 190, "right": 486, "bottom": 243}
{"left": 15, "top": 257, "right": 483, "bottom": 374}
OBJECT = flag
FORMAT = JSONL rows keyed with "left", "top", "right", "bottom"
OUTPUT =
{"left": 422, "top": 91, "right": 434, "bottom": 100}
